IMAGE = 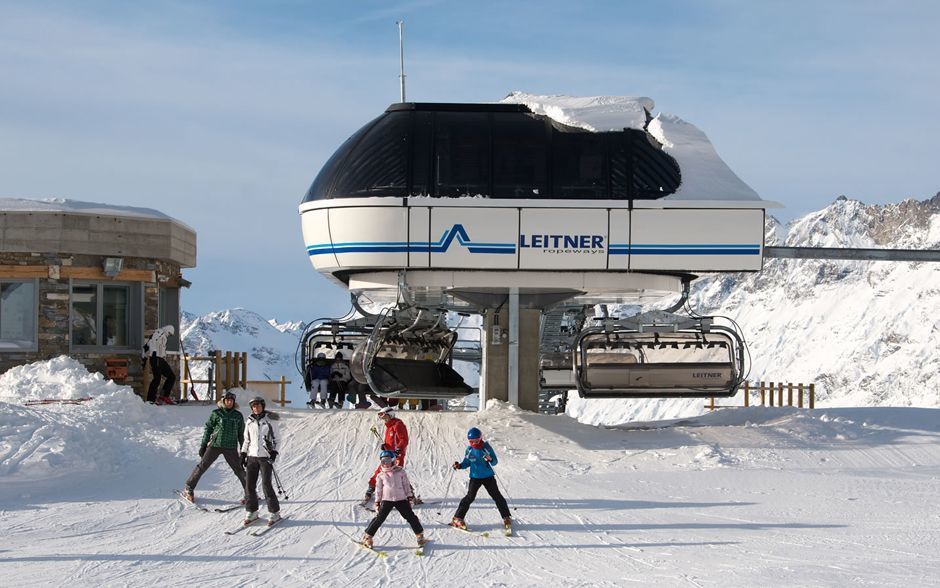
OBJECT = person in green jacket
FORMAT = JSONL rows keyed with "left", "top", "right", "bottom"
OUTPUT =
{"left": 181, "top": 391, "right": 247, "bottom": 502}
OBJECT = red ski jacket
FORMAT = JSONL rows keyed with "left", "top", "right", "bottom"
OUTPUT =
{"left": 383, "top": 417, "right": 408, "bottom": 459}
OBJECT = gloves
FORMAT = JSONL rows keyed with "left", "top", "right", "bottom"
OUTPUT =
{"left": 198, "top": 445, "right": 207, "bottom": 458}
{"left": 240, "top": 453, "right": 247, "bottom": 468}
{"left": 483, "top": 454, "right": 492, "bottom": 462}
{"left": 394, "top": 448, "right": 401, "bottom": 456}
{"left": 381, "top": 443, "right": 390, "bottom": 451}
{"left": 269, "top": 450, "right": 278, "bottom": 463}
{"left": 408, "top": 495, "right": 415, "bottom": 507}
{"left": 452, "top": 461, "right": 460, "bottom": 470}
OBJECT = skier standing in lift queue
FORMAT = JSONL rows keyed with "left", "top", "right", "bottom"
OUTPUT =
{"left": 360, "top": 450, "right": 426, "bottom": 550}
{"left": 240, "top": 396, "right": 281, "bottom": 525}
{"left": 364, "top": 407, "right": 410, "bottom": 502}
{"left": 141, "top": 325, "right": 176, "bottom": 405}
{"left": 450, "top": 427, "right": 512, "bottom": 532}
{"left": 181, "top": 391, "right": 247, "bottom": 503}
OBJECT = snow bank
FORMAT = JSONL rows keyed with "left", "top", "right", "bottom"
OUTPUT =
{"left": 0, "top": 357, "right": 184, "bottom": 494}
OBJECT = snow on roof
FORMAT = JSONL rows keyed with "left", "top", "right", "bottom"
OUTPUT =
{"left": 501, "top": 91, "right": 777, "bottom": 206}
{"left": 0, "top": 197, "right": 177, "bottom": 221}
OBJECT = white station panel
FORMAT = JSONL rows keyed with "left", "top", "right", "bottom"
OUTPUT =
{"left": 302, "top": 208, "right": 338, "bottom": 271}
{"left": 430, "top": 207, "right": 518, "bottom": 269}
{"left": 608, "top": 209, "right": 630, "bottom": 270}
{"left": 519, "top": 208, "right": 609, "bottom": 270}
{"left": 328, "top": 206, "right": 409, "bottom": 269}
{"left": 408, "top": 207, "right": 431, "bottom": 268}
{"left": 630, "top": 208, "right": 764, "bottom": 271}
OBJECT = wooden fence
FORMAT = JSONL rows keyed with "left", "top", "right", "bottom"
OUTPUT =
{"left": 180, "top": 351, "right": 291, "bottom": 406}
{"left": 706, "top": 381, "right": 815, "bottom": 411}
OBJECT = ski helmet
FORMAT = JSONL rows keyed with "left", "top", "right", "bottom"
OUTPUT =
{"left": 467, "top": 427, "right": 482, "bottom": 440}
{"left": 379, "top": 449, "right": 396, "bottom": 462}
{"left": 317, "top": 352, "right": 326, "bottom": 359}
{"left": 377, "top": 407, "right": 395, "bottom": 418}
{"left": 249, "top": 396, "right": 266, "bottom": 407}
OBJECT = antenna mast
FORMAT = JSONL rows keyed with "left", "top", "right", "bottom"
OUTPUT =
{"left": 396, "top": 20, "right": 406, "bottom": 102}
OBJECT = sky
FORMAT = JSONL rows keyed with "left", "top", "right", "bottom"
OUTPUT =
{"left": 1, "top": 1, "right": 939, "bottom": 322}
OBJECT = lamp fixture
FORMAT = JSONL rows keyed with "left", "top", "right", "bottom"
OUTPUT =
{"left": 103, "top": 257, "right": 123, "bottom": 278}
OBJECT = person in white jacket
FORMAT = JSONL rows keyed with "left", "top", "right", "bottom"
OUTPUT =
{"left": 239, "top": 396, "right": 281, "bottom": 524}
{"left": 141, "top": 325, "right": 176, "bottom": 404}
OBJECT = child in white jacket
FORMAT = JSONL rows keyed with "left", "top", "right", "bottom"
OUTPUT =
{"left": 361, "top": 450, "right": 425, "bottom": 549}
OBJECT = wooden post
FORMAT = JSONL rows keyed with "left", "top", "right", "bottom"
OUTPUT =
{"left": 224, "top": 352, "right": 233, "bottom": 389}
{"left": 760, "top": 381, "right": 766, "bottom": 406}
{"left": 787, "top": 383, "right": 793, "bottom": 407}
{"left": 279, "top": 376, "right": 287, "bottom": 406}
{"left": 232, "top": 351, "right": 240, "bottom": 390}
{"left": 768, "top": 381, "right": 774, "bottom": 407}
{"left": 809, "top": 383, "right": 815, "bottom": 409}
{"left": 743, "top": 381, "right": 750, "bottom": 407}
{"left": 214, "top": 353, "right": 223, "bottom": 400}
{"left": 241, "top": 352, "right": 248, "bottom": 388}
{"left": 778, "top": 382, "right": 784, "bottom": 407}
{"left": 798, "top": 383, "right": 804, "bottom": 408}
{"left": 708, "top": 397, "right": 716, "bottom": 411}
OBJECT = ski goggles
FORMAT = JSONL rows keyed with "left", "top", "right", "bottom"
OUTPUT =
{"left": 468, "top": 438, "right": 484, "bottom": 449}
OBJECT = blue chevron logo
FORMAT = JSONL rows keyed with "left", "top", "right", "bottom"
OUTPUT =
{"left": 306, "top": 224, "right": 516, "bottom": 256}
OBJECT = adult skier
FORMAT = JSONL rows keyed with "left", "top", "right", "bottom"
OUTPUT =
{"left": 364, "top": 407, "right": 410, "bottom": 502}
{"left": 240, "top": 396, "right": 281, "bottom": 525}
{"left": 450, "top": 427, "right": 512, "bottom": 533}
{"left": 181, "top": 391, "right": 247, "bottom": 503}
{"left": 361, "top": 449, "right": 426, "bottom": 550}
{"left": 141, "top": 325, "right": 176, "bottom": 404}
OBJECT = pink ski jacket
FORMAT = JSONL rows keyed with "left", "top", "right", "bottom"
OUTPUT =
{"left": 374, "top": 465, "right": 413, "bottom": 503}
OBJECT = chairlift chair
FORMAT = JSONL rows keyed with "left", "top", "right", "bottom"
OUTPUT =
{"left": 573, "top": 310, "right": 745, "bottom": 398}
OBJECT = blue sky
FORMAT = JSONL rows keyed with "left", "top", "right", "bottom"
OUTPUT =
{"left": 2, "top": 1, "right": 939, "bottom": 322}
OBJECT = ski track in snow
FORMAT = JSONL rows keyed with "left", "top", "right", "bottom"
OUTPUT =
{"left": 2, "top": 403, "right": 940, "bottom": 586}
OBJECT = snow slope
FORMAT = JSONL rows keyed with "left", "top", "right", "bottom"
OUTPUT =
{"left": 2, "top": 359, "right": 940, "bottom": 586}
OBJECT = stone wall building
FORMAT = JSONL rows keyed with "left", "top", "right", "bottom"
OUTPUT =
{"left": 0, "top": 199, "right": 196, "bottom": 398}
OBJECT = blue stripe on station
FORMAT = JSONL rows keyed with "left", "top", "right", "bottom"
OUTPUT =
{"left": 609, "top": 244, "right": 760, "bottom": 255}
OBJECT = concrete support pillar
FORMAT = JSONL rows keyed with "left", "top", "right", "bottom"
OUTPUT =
{"left": 481, "top": 304, "right": 541, "bottom": 412}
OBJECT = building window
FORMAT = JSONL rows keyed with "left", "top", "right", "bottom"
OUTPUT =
{"left": 71, "top": 281, "right": 142, "bottom": 350}
{"left": 0, "top": 280, "right": 37, "bottom": 351}
{"left": 158, "top": 286, "right": 180, "bottom": 353}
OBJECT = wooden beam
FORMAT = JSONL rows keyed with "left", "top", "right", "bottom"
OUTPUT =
{"left": 0, "top": 264, "right": 155, "bottom": 282}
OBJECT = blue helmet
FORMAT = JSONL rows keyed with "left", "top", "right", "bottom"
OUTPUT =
{"left": 379, "top": 450, "right": 396, "bottom": 461}
{"left": 467, "top": 427, "right": 482, "bottom": 440}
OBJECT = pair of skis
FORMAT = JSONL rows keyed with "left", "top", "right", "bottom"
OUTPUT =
{"left": 174, "top": 490, "right": 242, "bottom": 513}
{"left": 224, "top": 515, "right": 289, "bottom": 536}
{"left": 351, "top": 537, "right": 428, "bottom": 557}
{"left": 449, "top": 521, "right": 513, "bottom": 537}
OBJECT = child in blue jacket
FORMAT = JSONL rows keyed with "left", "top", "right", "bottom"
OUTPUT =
{"left": 450, "top": 427, "right": 512, "bottom": 531}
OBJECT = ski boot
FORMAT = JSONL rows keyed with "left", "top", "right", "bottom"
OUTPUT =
{"left": 361, "top": 534, "right": 374, "bottom": 549}
{"left": 503, "top": 516, "right": 513, "bottom": 535}
{"left": 181, "top": 487, "right": 195, "bottom": 502}
{"left": 243, "top": 511, "right": 259, "bottom": 525}
{"left": 415, "top": 532, "right": 428, "bottom": 547}
{"left": 268, "top": 512, "right": 282, "bottom": 524}
{"left": 449, "top": 517, "right": 467, "bottom": 530}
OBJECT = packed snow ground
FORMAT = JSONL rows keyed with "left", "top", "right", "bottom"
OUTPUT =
{"left": 2, "top": 359, "right": 940, "bottom": 586}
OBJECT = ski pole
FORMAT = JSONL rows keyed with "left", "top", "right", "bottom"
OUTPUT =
{"left": 271, "top": 463, "right": 289, "bottom": 500}
{"left": 494, "top": 473, "right": 517, "bottom": 513}
{"left": 436, "top": 466, "right": 456, "bottom": 516}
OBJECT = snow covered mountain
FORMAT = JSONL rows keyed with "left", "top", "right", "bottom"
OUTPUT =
{"left": 180, "top": 309, "right": 305, "bottom": 404}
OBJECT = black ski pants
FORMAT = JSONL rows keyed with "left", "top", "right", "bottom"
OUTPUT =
{"left": 365, "top": 500, "right": 424, "bottom": 537}
{"left": 184, "top": 447, "right": 247, "bottom": 494}
{"left": 454, "top": 476, "right": 510, "bottom": 520}
{"left": 245, "top": 456, "right": 279, "bottom": 514}
{"left": 147, "top": 355, "right": 175, "bottom": 402}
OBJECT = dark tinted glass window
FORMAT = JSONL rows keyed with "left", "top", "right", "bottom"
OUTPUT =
{"left": 434, "top": 112, "right": 489, "bottom": 197}
{"left": 492, "top": 113, "right": 546, "bottom": 198}
{"left": 633, "top": 132, "right": 681, "bottom": 198}
{"left": 411, "top": 111, "right": 433, "bottom": 195}
{"left": 303, "top": 117, "right": 378, "bottom": 202}
{"left": 552, "top": 128, "right": 607, "bottom": 199}
{"left": 609, "top": 134, "right": 630, "bottom": 200}
{"left": 330, "top": 112, "right": 409, "bottom": 197}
